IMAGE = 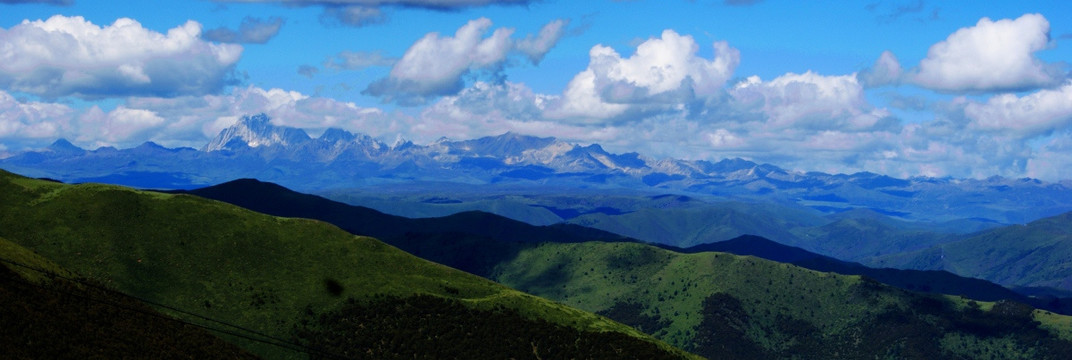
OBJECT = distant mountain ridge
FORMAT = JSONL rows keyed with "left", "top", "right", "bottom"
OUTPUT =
{"left": 3, "top": 113, "right": 1072, "bottom": 223}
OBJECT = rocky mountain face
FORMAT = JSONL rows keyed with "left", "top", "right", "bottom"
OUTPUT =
{"left": 3, "top": 113, "right": 1072, "bottom": 223}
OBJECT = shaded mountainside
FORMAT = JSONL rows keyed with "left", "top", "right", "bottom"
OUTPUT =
{"left": 665, "top": 235, "right": 1072, "bottom": 314}
{"left": 870, "top": 211, "right": 1072, "bottom": 297}
{"left": 176, "top": 178, "right": 631, "bottom": 276}
{"left": 182, "top": 178, "right": 1069, "bottom": 315}
{"left": 0, "top": 236, "right": 258, "bottom": 359}
{"left": 0, "top": 170, "right": 693, "bottom": 359}
{"left": 175, "top": 177, "right": 1072, "bottom": 358}
{"left": 179, "top": 178, "right": 628, "bottom": 244}
{"left": 492, "top": 241, "right": 1072, "bottom": 359}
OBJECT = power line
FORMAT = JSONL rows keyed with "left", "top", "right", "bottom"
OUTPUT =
{"left": 0, "top": 255, "right": 351, "bottom": 360}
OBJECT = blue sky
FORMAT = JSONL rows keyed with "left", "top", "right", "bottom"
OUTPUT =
{"left": 2, "top": 0, "right": 1072, "bottom": 180}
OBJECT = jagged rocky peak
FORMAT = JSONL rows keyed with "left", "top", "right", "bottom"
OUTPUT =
{"left": 203, "top": 114, "right": 311, "bottom": 152}
{"left": 452, "top": 132, "right": 558, "bottom": 156}
{"left": 47, "top": 138, "right": 85, "bottom": 154}
{"left": 318, "top": 128, "right": 356, "bottom": 143}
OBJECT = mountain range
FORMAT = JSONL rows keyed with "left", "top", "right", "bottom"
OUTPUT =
{"left": 6, "top": 169, "right": 1072, "bottom": 358}
{"left": 3, "top": 113, "right": 1072, "bottom": 224}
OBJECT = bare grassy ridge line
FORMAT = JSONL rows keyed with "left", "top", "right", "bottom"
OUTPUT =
{"left": 491, "top": 241, "right": 1072, "bottom": 358}
{"left": 0, "top": 170, "right": 695, "bottom": 359}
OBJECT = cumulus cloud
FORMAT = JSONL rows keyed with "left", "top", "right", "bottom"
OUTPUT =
{"left": 858, "top": 51, "right": 903, "bottom": 88}
{"left": 515, "top": 19, "right": 569, "bottom": 64}
{"left": 0, "top": 90, "right": 74, "bottom": 142}
{"left": 202, "top": 16, "right": 284, "bottom": 44}
{"left": 76, "top": 106, "right": 166, "bottom": 145}
{"left": 548, "top": 29, "right": 740, "bottom": 121}
{"left": 0, "top": 86, "right": 402, "bottom": 149}
{"left": 0, "top": 15, "right": 243, "bottom": 99}
{"left": 363, "top": 17, "right": 568, "bottom": 105}
{"left": 910, "top": 13, "right": 1066, "bottom": 93}
{"left": 964, "top": 82, "right": 1072, "bottom": 138}
{"left": 728, "top": 71, "right": 895, "bottom": 132}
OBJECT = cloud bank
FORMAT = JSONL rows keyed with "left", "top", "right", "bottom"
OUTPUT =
{"left": 363, "top": 17, "right": 568, "bottom": 105}
{"left": 0, "top": 15, "right": 243, "bottom": 99}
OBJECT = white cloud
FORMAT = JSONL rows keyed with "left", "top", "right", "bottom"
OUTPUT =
{"left": 0, "top": 86, "right": 400, "bottom": 150}
{"left": 858, "top": 50, "right": 903, "bottom": 88}
{"left": 728, "top": 71, "right": 895, "bottom": 132}
{"left": 0, "top": 15, "right": 243, "bottom": 99}
{"left": 964, "top": 82, "right": 1072, "bottom": 138}
{"left": 363, "top": 17, "right": 568, "bottom": 105}
{"left": 1026, "top": 133, "right": 1072, "bottom": 180}
{"left": 0, "top": 90, "right": 74, "bottom": 141}
{"left": 202, "top": 16, "right": 285, "bottom": 44}
{"left": 548, "top": 29, "right": 739, "bottom": 121}
{"left": 910, "top": 13, "right": 1065, "bottom": 93}
{"left": 515, "top": 19, "right": 569, "bottom": 64}
{"left": 77, "top": 106, "right": 166, "bottom": 145}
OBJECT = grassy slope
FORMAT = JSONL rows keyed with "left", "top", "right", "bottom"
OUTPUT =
{"left": 490, "top": 241, "right": 1072, "bottom": 359}
{"left": 870, "top": 212, "right": 1072, "bottom": 293}
{"left": 0, "top": 170, "right": 692, "bottom": 359}
{"left": 566, "top": 203, "right": 819, "bottom": 248}
{"left": 0, "top": 236, "right": 259, "bottom": 359}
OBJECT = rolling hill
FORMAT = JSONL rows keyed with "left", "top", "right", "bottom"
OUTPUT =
{"left": 184, "top": 178, "right": 1067, "bottom": 312}
{"left": 491, "top": 241, "right": 1072, "bottom": 359}
{"left": 0, "top": 236, "right": 258, "bottom": 359}
{"left": 175, "top": 177, "right": 1072, "bottom": 358}
{"left": 0, "top": 170, "right": 692, "bottom": 359}
{"left": 870, "top": 211, "right": 1072, "bottom": 297}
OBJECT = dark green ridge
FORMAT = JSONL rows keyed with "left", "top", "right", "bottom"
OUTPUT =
{"left": 0, "top": 170, "right": 695, "bottom": 359}
{"left": 0, "top": 236, "right": 259, "bottom": 359}
{"left": 872, "top": 211, "right": 1072, "bottom": 297}
{"left": 661, "top": 235, "right": 1072, "bottom": 314}
{"left": 492, "top": 241, "right": 1072, "bottom": 359}
{"left": 181, "top": 177, "right": 1070, "bottom": 316}
{"left": 172, "top": 177, "right": 1072, "bottom": 359}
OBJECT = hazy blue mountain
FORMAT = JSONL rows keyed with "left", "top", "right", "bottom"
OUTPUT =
{"left": 3, "top": 113, "right": 1072, "bottom": 224}
{"left": 867, "top": 211, "right": 1072, "bottom": 297}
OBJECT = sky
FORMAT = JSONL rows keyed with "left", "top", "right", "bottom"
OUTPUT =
{"left": 2, "top": 0, "right": 1072, "bottom": 180}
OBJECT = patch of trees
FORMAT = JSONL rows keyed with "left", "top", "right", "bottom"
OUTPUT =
{"left": 688, "top": 291, "right": 1072, "bottom": 360}
{"left": 292, "top": 294, "right": 687, "bottom": 359}
{"left": 598, "top": 300, "right": 671, "bottom": 334}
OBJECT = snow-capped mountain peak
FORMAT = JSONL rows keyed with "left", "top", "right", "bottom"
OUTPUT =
{"left": 203, "top": 114, "right": 312, "bottom": 152}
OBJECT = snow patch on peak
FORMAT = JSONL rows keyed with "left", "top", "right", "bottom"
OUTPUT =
{"left": 203, "top": 114, "right": 311, "bottom": 152}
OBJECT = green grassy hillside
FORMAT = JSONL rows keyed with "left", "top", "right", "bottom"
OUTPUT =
{"left": 0, "top": 170, "right": 693, "bottom": 359}
{"left": 870, "top": 212, "right": 1072, "bottom": 295}
{"left": 566, "top": 202, "right": 821, "bottom": 248}
{"left": 0, "top": 236, "right": 258, "bottom": 359}
{"left": 490, "top": 241, "right": 1072, "bottom": 359}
